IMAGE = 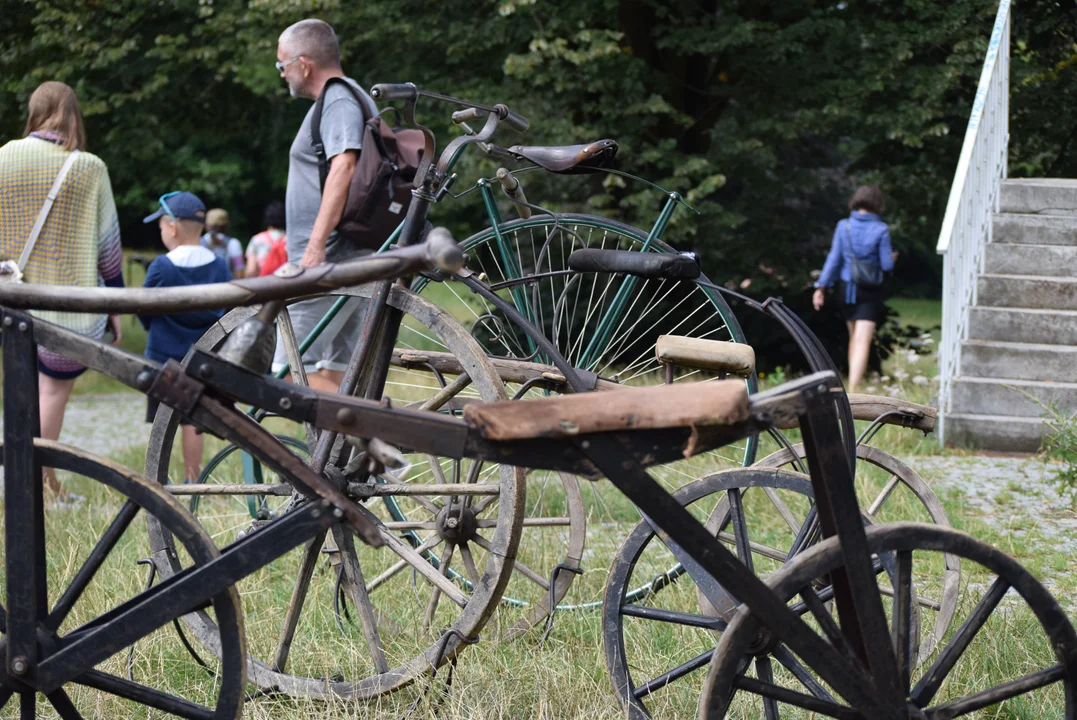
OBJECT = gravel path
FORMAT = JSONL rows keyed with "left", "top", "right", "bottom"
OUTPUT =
{"left": 0, "top": 392, "right": 150, "bottom": 470}
{"left": 912, "top": 453, "right": 1077, "bottom": 551}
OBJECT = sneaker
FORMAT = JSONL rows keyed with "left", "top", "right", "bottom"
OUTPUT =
{"left": 52, "top": 491, "right": 86, "bottom": 511}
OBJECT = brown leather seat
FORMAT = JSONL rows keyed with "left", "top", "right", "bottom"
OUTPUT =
{"left": 463, "top": 380, "right": 749, "bottom": 441}
{"left": 507, "top": 139, "right": 618, "bottom": 174}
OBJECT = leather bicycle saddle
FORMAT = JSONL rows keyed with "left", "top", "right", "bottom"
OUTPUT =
{"left": 507, "top": 139, "right": 618, "bottom": 174}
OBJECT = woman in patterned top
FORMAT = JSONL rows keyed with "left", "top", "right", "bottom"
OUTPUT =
{"left": 0, "top": 81, "right": 124, "bottom": 505}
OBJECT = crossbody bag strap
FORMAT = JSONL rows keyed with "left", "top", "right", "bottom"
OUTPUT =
{"left": 19, "top": 149, "right": 81, "bottom": 272}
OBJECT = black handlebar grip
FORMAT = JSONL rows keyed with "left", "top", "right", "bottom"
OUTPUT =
{"left": 370, "top": 83, "right": 418, "bottom": 101}
{"left": 494, "top": 104, "right": 530, "bottom": 133}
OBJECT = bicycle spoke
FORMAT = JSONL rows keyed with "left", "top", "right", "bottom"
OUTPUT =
{"left": 459, "top": 542, "right": 481, "bottom": 588}
{"left": 867, "top": 475, "right": 901, "bottom": 517}
{"left": 366, "top": 535, "right": 443, "bottom": 593}
{"left": 272, "top": 529, "right": 327, "bottom": 673}
{"left": 923, "top": 664, "right": 1064, "bottom": 718}
{"left": 911, "top": 576, "right": 1010, "bottom": 707}
{"left": 756, "top": 656, "right": 780, "bottom": 720}
{"left": 76, "top": 668, "right": 214, "bottom": 720}
{"left": 733, "top": 672, "right": 854, "bottom": 718}
{"left": 892, "top": 550, "right": 913, "bottom": 693}
{"left": 423, "top": 543, "right": 456, "bottom": 630}
{"left": 726, "top": 488, "right": 754, "bottom": 573}
{"left": 332, "top": 525, "right": 388, "bottom": 674}
{"left": 417, "top": 373, "right": 472, "bottom": 412}
{"left": 46, "top": 688, "right": 84, "bottom": 720}
{"left": 379, "top": 525, "right": 468, "bottom": 607}
{"left": 715, "top": 532, "right": 790, "bottom": 564}
{"left": 763, "top": 487, "right": 802, "bottom": 534}
{"left": 20, "top": 692, "right": 34, "bottom": 720}
{"left": 46, "top": 500, "right": 140, "bottom": 632}
{"left": 773, "top": 645, "right": 837, "bottom": 703}
{"left": 877, "top": 584, "right": 942, "bottom": 611}
{"left": 474, "top": 533, "right": 548, "bottom": 590}
{"left": 470, "top": 488, "right": 502, "bottom": 515}
{"left": 798, "top": 586, "right": 854, "bottom": 662}
{"left": 633, "top": 648, "right": 714, "bottom": 699}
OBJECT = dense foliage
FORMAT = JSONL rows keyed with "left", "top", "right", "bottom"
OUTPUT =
{"left": 2, "top": 0, "right": 1076, "bottom": 362}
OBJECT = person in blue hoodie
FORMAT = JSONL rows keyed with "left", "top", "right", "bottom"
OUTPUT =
{"left": 812, "top": 185, "right": 897, "bottom": 392}
{"left": 140, "top": 191, "right": 231, "bottom": 482}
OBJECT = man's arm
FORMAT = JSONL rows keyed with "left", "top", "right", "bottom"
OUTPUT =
{"left": 301, "top": 150, "right": 358, "bottom": 268}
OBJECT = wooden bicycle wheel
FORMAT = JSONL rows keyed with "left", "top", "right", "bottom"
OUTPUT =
{"left": 1, "top": 440, "right": 246, "bottom": 719}
{"left": 414, "top": 214, "right": 757, "bottom": 616}
{"left": 143, "top": 286, "right": 580, "bottom": 699}
{"left": 752, "top": 443, "right": 960, "bottom": 660}
{"left": 699, "top": 523, "right": 1077, "bottom": 719}
{"left": 603, "top": 468, "right": 818, "bottom": 719}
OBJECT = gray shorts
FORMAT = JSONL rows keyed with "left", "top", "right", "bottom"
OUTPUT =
{"left": 271, "top": 295, "right": 367, "bottom": 375}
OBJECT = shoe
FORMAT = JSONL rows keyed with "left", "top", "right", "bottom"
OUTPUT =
{"left": 52, "top": 491, "right": 86, "bottom": 511}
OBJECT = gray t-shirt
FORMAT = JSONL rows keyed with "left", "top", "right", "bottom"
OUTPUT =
{"left": 285, "top": 77, "right": 378, "bottom": 264}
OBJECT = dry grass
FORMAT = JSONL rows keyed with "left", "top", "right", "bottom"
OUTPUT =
{"left": 4, "top": 298, "right": 1072, "bottom": 718}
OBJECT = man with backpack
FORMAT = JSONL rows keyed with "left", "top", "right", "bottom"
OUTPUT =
{"left": 273, "top": 18, "right": 376, "bottom": 391}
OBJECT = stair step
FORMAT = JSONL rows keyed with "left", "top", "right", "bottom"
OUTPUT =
{"left": 968, "top": 307, "right": 1077, "bottom": 345}
{"left": 950, "top": 376, "right": 1077, "bottom": 417}
{"left": 977, "top": 274, "right": 1077, "bottom": 311}
{"left": 993, "top": 213, "right": 1077, "bottom": 246}
{"left": 960, "top": 339, "right": 1077, "bottom": 382}
{"left": 1000, "top": 178, "right": 1077, "bottom": 216}
{"left": 944, "top": 413, "right": 1043, "bottom": 453}
{"left": 984, "top": 243, "right": 1077, "bottom": 276}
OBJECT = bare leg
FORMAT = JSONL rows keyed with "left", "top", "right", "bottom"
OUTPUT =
{"left": 848, "top": 320, "right": 877, "bottom": 392}
{"left": 181, "top": 425, "right": 205, "bottom": 483}
{"left": 307, "top": 369, "right": 345, "bottom": 393}
{"left": 279, "top": 369, "right": 343, "bottom": 393}
{"left": 38, "top": 373, "right": 76, "bottom": 495}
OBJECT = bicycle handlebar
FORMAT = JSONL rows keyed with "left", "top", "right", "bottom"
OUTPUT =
{"left": 497, "top": 106, "right": 530, "bottom": 133}
{"left": 373, "top": 82, "right": 530, "bottom": 134}
{"left": 0, "top": 230, "right": 463, "bottom": 315}
{"left": 370, "top": 82, "right": 419, "bottom": 102}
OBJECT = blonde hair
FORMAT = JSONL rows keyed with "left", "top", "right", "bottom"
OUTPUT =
{"left": 23, "top": 81, "right": 87, "bottom": 152}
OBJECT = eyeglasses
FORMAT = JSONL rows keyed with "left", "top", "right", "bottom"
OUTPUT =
{"left": 158, "top": 191, "right": 181, "bottom": 222}
{"left": 275, "top": 55, "right": 302, "bottom": 72}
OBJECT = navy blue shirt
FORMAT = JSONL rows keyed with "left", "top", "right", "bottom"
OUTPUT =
{"left": 816, "top": 212, "right": 894, "bottom": 303}
{"left": 139, "top": 245, "right": 230, "bottom": 364}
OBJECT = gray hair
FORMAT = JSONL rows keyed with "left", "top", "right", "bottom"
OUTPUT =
{"left": 279, "top": 19, "right": 341, "bottom": 69}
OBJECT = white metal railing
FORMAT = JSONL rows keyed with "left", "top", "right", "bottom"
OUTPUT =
{"left": 936, "top": 0, "right": 1011, "bottom": 443}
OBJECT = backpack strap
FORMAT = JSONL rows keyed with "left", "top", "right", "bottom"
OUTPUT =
{"left": 310, "top": 77, "right": 378, "bottom": 191}
{"left": 18, "top": 149, "right": 81, "bottom": 274}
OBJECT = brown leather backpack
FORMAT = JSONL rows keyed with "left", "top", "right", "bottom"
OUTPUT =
{"left": 311, "top": 78, "right": 424, "bottom": 251}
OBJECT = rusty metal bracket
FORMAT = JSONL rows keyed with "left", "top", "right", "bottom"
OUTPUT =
{"left": 406, "top": 629, "right": 479, "bottom": 719}
{"left": 146, "top": 359, "right": 204, "bottom": 417}
{"left": 538, "top": 563, "right": 584, "bottom": 647}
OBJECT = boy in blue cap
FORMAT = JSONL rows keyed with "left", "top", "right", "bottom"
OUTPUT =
{"left": 140, "top": 191, "right": 231, "bottom": 482}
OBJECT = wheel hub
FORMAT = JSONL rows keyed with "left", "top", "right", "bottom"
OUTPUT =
{"left": 436, "top": 504, "right": 478, "bottom": 543}
{"left": 746, "top": 626, "right": 780, "bottom": 657}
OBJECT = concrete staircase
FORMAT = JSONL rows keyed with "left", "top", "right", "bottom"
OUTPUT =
{"left": 946, "top": 178, "right": 1077, "bottom": 452}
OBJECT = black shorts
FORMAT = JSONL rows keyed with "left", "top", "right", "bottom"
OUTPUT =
{"left": 838, "top": 282, "right": 887, "bottom": 324}
{"left": 146, "top": 397, "right": 195, "bottom": 426}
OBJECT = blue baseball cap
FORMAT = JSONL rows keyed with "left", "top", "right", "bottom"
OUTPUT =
{"left": 143, "top": 191, "right": 207, "bottom": 224}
